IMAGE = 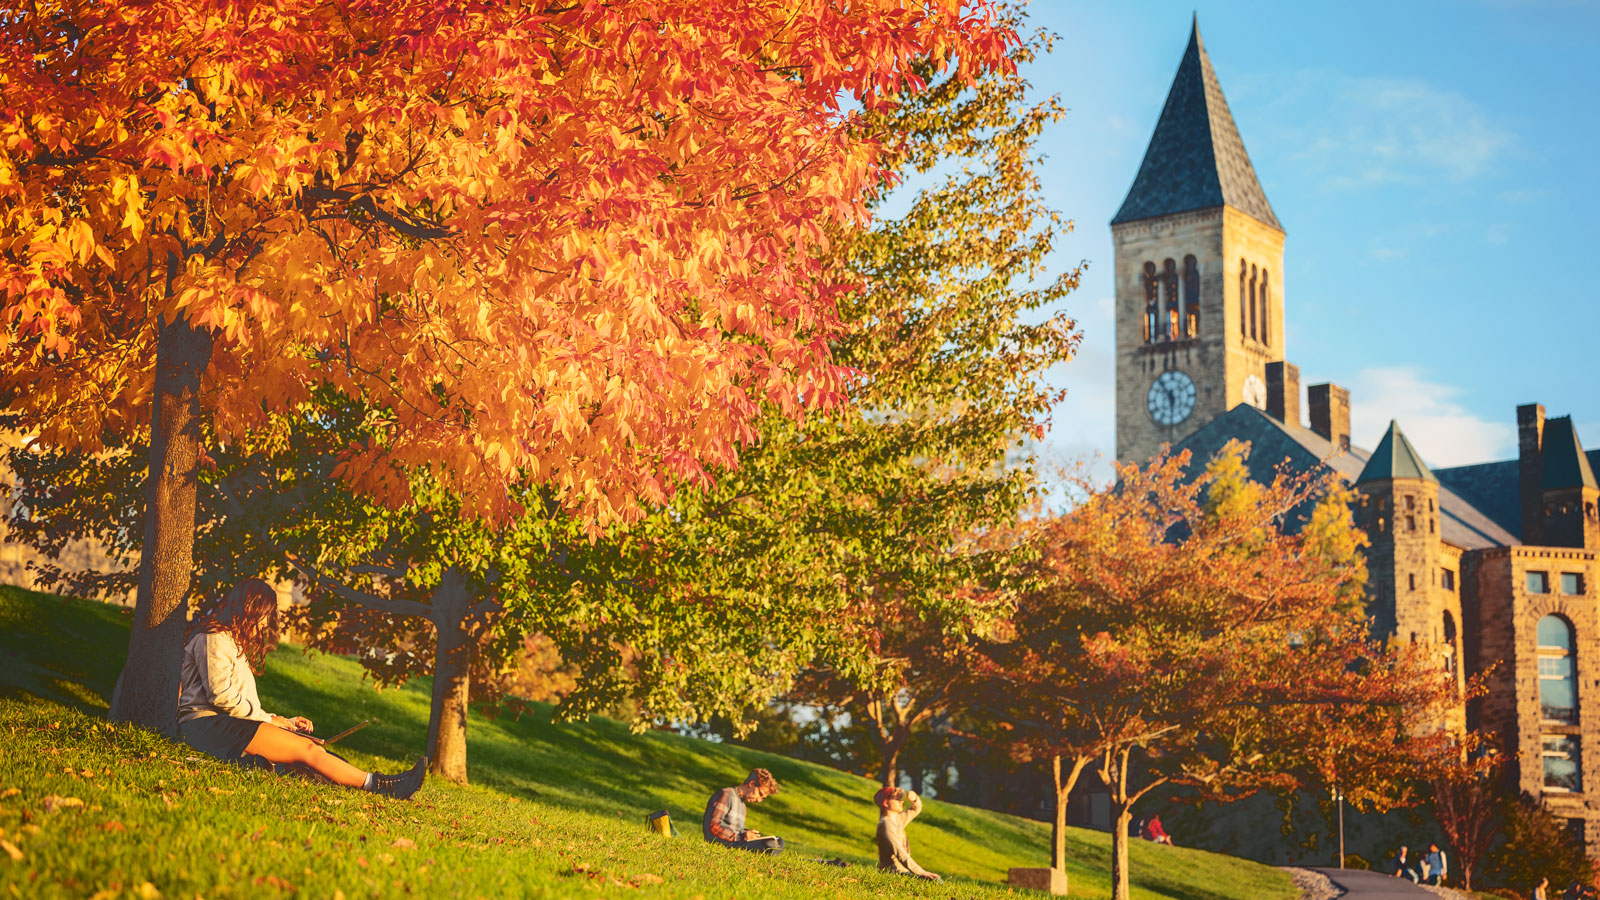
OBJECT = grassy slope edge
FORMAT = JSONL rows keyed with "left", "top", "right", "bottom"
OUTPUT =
{"left": 0, "top": 587, "right": 1293, "bottom": 900}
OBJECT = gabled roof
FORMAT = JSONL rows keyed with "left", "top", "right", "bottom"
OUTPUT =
{"left": 1435, "top": 449, "right": 1600, "bottom": 542}
{"left": 1357, "top": 421, "right": 1437, "bottom": 484}
{"left": 1540, "top": 416, "right": 1598, "bottom": 491}
{"left": 1110, "top": 18, "right": 1282, "bottom": 231}
{"left": 1170, "top": 405, "right": 1518, "bottom": 551}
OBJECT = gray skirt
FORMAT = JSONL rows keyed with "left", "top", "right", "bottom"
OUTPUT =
{"left": 179, "top": 715, "right": 264, "bottom": 762}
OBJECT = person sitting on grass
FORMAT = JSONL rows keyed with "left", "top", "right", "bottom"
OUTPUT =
{"left": 874, "top": 786, "right": 941, "bottom": 881}
{"left": 1141, "top": 814, "right": 1173, "bottom": 845}
{"left": 176, "top": 578, "right": 427, "bottom": 800}
{"left": 702, "top": 768, "right": 784, "bottom": 855}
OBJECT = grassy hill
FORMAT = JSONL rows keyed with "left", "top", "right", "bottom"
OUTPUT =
{"left": 0, "top": 586, "right": 1296, "bottom": 900}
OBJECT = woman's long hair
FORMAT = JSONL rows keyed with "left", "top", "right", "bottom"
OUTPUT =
{"left": 190, "top": 579, "right": 280, "bottom": 672}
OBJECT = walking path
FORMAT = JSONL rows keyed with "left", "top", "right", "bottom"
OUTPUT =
{"left": 1302, "top": 868, "right": 1466, "bottom": 899}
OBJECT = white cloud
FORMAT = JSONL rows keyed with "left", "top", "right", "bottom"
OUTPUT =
{"left": 1241, "top": 71, "right": 1515, "bottom": 190}
{"left": 1344, "top": 366, "right": 1516, "bottom": 467}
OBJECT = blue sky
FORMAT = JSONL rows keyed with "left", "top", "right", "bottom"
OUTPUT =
{"left": 1020, "top": 0, "right": 1600, "bottom": 476}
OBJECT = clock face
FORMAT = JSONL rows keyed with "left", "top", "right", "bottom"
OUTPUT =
{"left": 1146, "top": 370, "right": 1197, "bottom": 427}
{"left": 1242, "top": 374, "right": 1267, "bottom": 410}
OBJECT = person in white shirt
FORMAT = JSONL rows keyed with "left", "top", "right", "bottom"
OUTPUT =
{"left": 177, "top": 579, "right": 426, "bottom": 799}
{"left": 875, "top": 786, "right": 941, "bottom": 881}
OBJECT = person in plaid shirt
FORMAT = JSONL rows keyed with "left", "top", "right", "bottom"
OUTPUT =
{"left": 702, "top": 768, "right": 784, "bottom": 855}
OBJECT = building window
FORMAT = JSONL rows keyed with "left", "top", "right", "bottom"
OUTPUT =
{"left": 1443, "top": 611, "right": 1458, "bottom": 678}
{"left": 1143, "top": 262, "right": 1159, "bottom": 344}
{"left": 1562, "top": 573, "right": 1586, "bottom": 595}
{"left": 1163, "top": 259, "right": 1180, "bottom": 340}
{"left": 1539, "top": 615, "right": 1578, "bottom": 725}
{"left": 1248, "top": 264, "right": 1258, "bottom": 340}
{"left": 1182, "top": 255, "right": 1199, "bottom": 337}
{"left": 1239, "top": 261, "right": 1247, "bottom": 339}
{"left": 1406, "top": 495, "right": 1416, "bottom": 510}
{"left": 1408, "top": 573, "right": 1416, "bottom": 591}
{"left": 1544, "top": 735, "right": 1582, "bottom": 792}
{"left": 1407, "top": 515, "right": 1416, "bottom": 532}
{"left": 1442, "top": 569, "right": 1456, "bottom": 591}
{"left": 1529, "top": 571, "right": 1551, "bottom": 594}
{"left": 1259, "top": 268, "right": 1270, "bottom": 347}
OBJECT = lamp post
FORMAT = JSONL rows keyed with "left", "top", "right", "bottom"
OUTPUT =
{"left": 1333, "top": 785, "right": 1346, "bottom": 868}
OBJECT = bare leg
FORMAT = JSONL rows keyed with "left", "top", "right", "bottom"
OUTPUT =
{"left": 244, "top": 724, "right": 369, "bottom": 788}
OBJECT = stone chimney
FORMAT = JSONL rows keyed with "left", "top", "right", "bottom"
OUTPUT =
{"left": 1265, "top": 361, "right": 1300, "bottom": 427}
{"left": 1518, "top": 403, "right": 1545, "bottom": 545}
{"left": 1308, "top": 383, "right": 1351, "bottom": 451}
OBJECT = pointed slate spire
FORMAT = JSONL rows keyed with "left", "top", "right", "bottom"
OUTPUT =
{"left": 1111, "top": 19, "right": 1282, "bottom": 231}
{"left": 1358, "top": 421, "right": 1437, "bottom": 484}
{"left": 1540, "top": 416, "right": 1598, "bottom": 490}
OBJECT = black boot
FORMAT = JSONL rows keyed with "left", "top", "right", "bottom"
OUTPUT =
{"left": 370, "top": 757, "right": 428, "bottom": 800}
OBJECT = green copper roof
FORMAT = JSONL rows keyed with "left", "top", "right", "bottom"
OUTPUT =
{"left": 1541, "top": 416, "right": 1598, "bottom": 490}
{"left": 1357, "top": 421, "right": 1437, "bottom": 483}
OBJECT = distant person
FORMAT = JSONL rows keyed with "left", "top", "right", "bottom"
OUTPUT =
{"left": 1390, "top": 845, "right": 1418, "bottom": 882}
{"left": 1141, "top": 814, "right": 1173, "bottom": 845}
{"left": 874, "top": 786, "right": 941, "bottom": 881}
{"left": 702, "top": 768, "right": 784, "bottom": 855}
{"left": 1420, "top": 842, "right": 1448, "bottom": 885}
{"left": 177, "top": 579, "right": 427, "bottom": 799}
{"left": 1533, "top": 875, "right": 1549, "bottom": 900}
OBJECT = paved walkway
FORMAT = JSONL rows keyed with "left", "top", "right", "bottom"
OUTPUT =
{"left": 1308, "top": 868, "right": 1437, "bottom": 898}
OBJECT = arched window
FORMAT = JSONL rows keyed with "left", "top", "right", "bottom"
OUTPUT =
{"left": 1162, "top": 259, "right": 1179, "bottom": 340}
{"left": 1248, "top": 264, "right": 1258, "bottom": 340}
{"left": 1143, "top": 262, "right": 1159, "bottom": 344}
{"left": 1443, "top": 612, "right": 1459, "bottom": 678}
{"left": 1539, "top": 615, "right": 1578, "bottom": 725}
{"left": 1182, "top": 255, "right": 1200, "bottom": 337}
{"left": 1259, "top": 269, "right": 1270, "bottom": 346}
{"left": 1239, "top": 260, "right": 1247, "bottom": 338}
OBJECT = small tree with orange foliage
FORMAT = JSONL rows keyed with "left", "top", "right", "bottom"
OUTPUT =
{"left": 985, "top": 443, "right": 1458, "bottom": 899}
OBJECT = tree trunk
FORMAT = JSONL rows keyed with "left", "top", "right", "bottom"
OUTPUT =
{"left": 425, "top": 569, "right": 471, "bottom": 784}
{"left": 1051, "top": 754, "right": 1091, "bottom": 871}
{"left": 874, "top": 717, "right": 912, "bottom": 787}
{"left": 1110, "top": 794, "right": 1133, "bottom": 900}
{"left": 109, "top": 310, "right": 213, "bottom": 735}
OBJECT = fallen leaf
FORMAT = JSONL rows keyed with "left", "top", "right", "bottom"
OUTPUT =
{"left": 98, "top": 821, "right": 126, "bottom": 833}
{"left": 206, "top": 787, "right": 233, "bottom": 795}
{"left": 0, "top": 839, "right": 22, "bottom": 861}
{"left": 250, "top": 828, "right": 265, "bottom": 841}
{"left": 133, "top": 883, "right": 160, "bottom": 899}
{"left": 42, "top": 795, "right": 83, "bottom": 812}
{"left": 636, "top": 873, "right": 664, "bottom": 885}
{"left": 377, "top": 853, "right": 394, "bottom": 865}
{"left": 390, "top": 838, "right": 415, "bottom": 850}
{"left": 0, "top": 789, "right": 19, "bottom": 799}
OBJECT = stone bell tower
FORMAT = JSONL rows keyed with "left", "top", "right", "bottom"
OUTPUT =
{"left": 1112, "top": 18, "right": 1287, "bottom": 464}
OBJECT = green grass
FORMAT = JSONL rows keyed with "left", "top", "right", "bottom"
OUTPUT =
{"left": 0, "top": 586, "right": 1295, "bottom": 900}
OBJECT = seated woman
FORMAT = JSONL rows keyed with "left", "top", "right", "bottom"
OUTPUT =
{"left": 177, "top": 578, "right": 427, "bottom": 800}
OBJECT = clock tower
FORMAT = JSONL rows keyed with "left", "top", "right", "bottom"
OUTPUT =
{"left": 1112, "top": 19, "right": 1286, "bottom": 464}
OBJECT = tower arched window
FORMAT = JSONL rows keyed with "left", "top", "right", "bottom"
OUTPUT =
{"left": 1248, "top": 264, "right": 1258, "bottom": 341}
{"left": 1239, "top": 260, "right": 1247, "bottom": 339}
{"left": 1162, "top": 259, "right": 1179, "bottom": 340}
{"left": 1539, "top": 615, "right": 1579, "bottom": 725}
{"left": 1143, "top": 262, "right": 1159, "bottom": 344}
{"left": 1259, "top": 269, "right": 1270, "bottom": 347}
{"left": 1182, "top": 255, "right": 1200, "bottom": 337}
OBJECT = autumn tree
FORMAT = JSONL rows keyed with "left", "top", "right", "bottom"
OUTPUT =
{"left": 1429, "top": 740, "right": 1504, "bottom": 891}
{"left": 699, "top": 14, "right": 1078, "bottom": 780}
{"left": 0, "top": 0, "right": 1015, "bottom": 734}
{"left": 986, "top": 444, "right": 1456, "bottom": 900}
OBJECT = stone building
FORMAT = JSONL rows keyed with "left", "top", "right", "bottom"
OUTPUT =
{"left": 1114, "top": 21, "right": 1600, "bottom": 850}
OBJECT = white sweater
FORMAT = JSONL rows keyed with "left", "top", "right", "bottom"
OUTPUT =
{"left": 177, "top": 631, "right": 275, "bottom": 725}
